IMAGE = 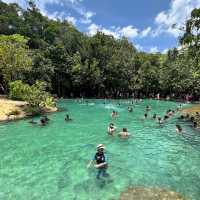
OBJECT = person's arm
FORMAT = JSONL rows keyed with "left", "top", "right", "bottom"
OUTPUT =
{"left": 95, "top": 154, "right": 108, "bottom": 168}
{"left": 95, "top": 163, "right": 107, "bottom": 168}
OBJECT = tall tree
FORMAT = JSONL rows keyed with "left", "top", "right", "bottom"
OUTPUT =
{"left": 0, "top": 34, "right": 32, "bottom": 91}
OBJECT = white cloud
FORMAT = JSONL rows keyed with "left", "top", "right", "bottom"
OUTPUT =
{"left": 162, "top": 48, "right": 169, "bottom": 54}
{"left": 140, "top": 27, "right": 152, "bottom": 38}
{"left": 2, "top": 0, "right": 94, "bottom": 24}
{"left": 65, "top": 16, "right": 77, "bottom": 25}
{"left": 88, "top": 24, "right": 140, "bottom": 39}
{"left": 80, "top": 18, "right": 91, "bottom": 24}
{"left": 134, "top": 44, "right": 144, "bottom": 51}
{"left": 154, "top": 0, "right": 200, "bottom": 37}
{"left": 88, "top": 23, "right": 100, "bottom": 35}
{"left": 46, "top": 11, "right": 77, "bottom": 25}
{"left": 101, "top": 28, "right": 120, "bottom": 39}
{"left": 149, "top": 47, "right": 159, "bottom": 53}
{"left": 119, "top": 25, "right": 138, "bottom": 38}
{"left": 84, "top": 11, "right": 95, "bottom": 19}
{"left": 2, "top": 0, "right": 27, "bottom": 7}
{"left": 80, "top": 11, "right": 95, "bottom": 24}
{"left": 88, "top": 24, "right": 120, "bottom": 38}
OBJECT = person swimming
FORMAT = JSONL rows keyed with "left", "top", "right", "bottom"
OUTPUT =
{"left": 65, "top": 114, "right": 72, "bottom": 121}
{"left": 128, "top": 107, "right": 133, "bottom": 112}
{"left": 40, "top": 117, "right": 46, "bottom": 126}
{"left": 157, "top": 117, "right": 164, "bottom": 125}
{"left": 143, "top": 113, "right": 148, "bottom": 120}
{"left": 107, "top": 123, "right": 116, "bottom": 136}
{"left": 193, "top": 121, "right": 197, "bottom": 128}
{"left": 152, "top": 114, "right": 157, "bottom": 119}
{"left": 146, "top": 105, "right": 151, "bottom": 112}
{"left": 111, "top": 110, "right": 117, "bottom": 118}
{"left": 87, "top": 144, "right": 109, "bottom": 179}
{"left": 176, "top": 124, "right": 182, "bottom": 133}
{"left": 118, "top": 128, "right": 130, "bottom": 139}
{"left": 44, "top": 115, "right": 50, "bottom": 121}
{"left": 163, "top": 115, "right": 169, "bottom": 121}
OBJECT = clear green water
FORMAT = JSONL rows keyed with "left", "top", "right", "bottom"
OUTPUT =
{"left": 0, "top": 99, "right": 200, "bottom": 200}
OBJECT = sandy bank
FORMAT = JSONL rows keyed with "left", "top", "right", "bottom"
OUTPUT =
{"left": 182, "top": 104, "right": 200, "bottom": 114}
{"left": 0, "top": 98, "right": 57, "bottom": 122}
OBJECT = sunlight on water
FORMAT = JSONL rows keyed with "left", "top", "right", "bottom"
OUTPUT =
{"left": 0, "top": 99, "right": 200, "bottom": 200}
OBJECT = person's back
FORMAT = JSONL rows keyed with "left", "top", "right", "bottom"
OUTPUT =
{"left": 118, "top": 128, "right": 130, "bottom": 139}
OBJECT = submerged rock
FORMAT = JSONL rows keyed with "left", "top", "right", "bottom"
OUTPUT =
{"left": 120, "top": 186, "right": 185, "bottom": 200}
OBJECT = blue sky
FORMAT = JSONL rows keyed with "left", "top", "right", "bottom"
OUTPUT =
{"left": 3, "top": 0, "right": 200, "bottom": 53}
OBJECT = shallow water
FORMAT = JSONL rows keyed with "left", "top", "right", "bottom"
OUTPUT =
{"left": 0, "top": 99, "right": 200, "bottom": 200}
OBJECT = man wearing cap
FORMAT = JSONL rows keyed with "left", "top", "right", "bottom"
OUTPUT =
{"left": 87, "top": 144, "right": 108, "bottom": 179}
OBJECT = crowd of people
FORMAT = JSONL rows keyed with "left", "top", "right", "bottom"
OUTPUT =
{"left": 28, "top": 99, "right": 199, "bottom": 180}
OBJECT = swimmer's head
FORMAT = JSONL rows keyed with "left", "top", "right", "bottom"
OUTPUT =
{"left": 97, "top": 144, "right": 105, "bottom": 152}
{"left": 123, "top": 128, "right": 127, "bottom": 132}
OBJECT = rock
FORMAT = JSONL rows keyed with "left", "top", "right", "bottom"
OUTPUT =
{"left": 120, "top": 186, "right": 186, "bottom": 200}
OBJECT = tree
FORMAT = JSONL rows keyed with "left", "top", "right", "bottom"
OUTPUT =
{"left": 0, "top": 34, "right": 32, "bottom": 91}
{"left": 9, "top": 80, "right": 55, "bottom": 113}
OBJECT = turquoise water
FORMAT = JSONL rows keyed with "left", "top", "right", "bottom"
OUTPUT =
{"left": 0, "top": 99, "right": 200, "bottom": 200}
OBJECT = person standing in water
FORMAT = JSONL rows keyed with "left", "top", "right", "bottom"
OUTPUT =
{"left": 118, "top": 128, "right": 130, "bottom": 139}
{"left": 87, "top": 144, "right": 109, "bottom": 179}
{"left": 111, "top": 110, "right": 117, "bottom": 118}
{"left": 176, "top": 124, "right": 182, "bottom": 133}
{"left": 107, "top": 123, "right": 117, "bottom": 136}
{"left": 146, "top": 105, "right": 151, "bottom": 112}
{"left": 128, "top": 107, "right": 133, "bottom": 112}
{"left": 65, "top": 114, "right": 72, "bottom": 121}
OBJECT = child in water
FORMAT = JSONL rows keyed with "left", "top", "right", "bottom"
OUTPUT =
{"left": 176, "top": 124, "right": 182, "bottom": 133}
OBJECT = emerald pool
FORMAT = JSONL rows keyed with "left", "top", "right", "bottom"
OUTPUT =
{"left": 0, "top": 99, "right": 200, "bottom": 200}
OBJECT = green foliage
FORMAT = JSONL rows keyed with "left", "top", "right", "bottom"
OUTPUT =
{"left": 9, "top": 80, "right": 30, "bottom": 100}
{"left": 0, "top": 34, "right": 32, "bottom": 90}
{"left": 0, "top": 1, "right": 200, "bottom": 99}
{"left": 9, "top": 80, "right": 55, "bottom": 114}
{"left": 24, "top": 105, "right": 41, "bottom": 116}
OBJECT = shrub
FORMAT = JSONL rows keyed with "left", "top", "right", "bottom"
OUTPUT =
{"left": 9, "top": 80, "right": 30, "bottom": 100}
{"left": 9, "top": 80, "right": 56, "bottom": 116}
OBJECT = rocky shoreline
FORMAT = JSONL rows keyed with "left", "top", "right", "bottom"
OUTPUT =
{"left": 181, "top": 104, "right": 200, "bottom": 128}
{"left": 0, "top": 98, "right": 57, "bottom": 122}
